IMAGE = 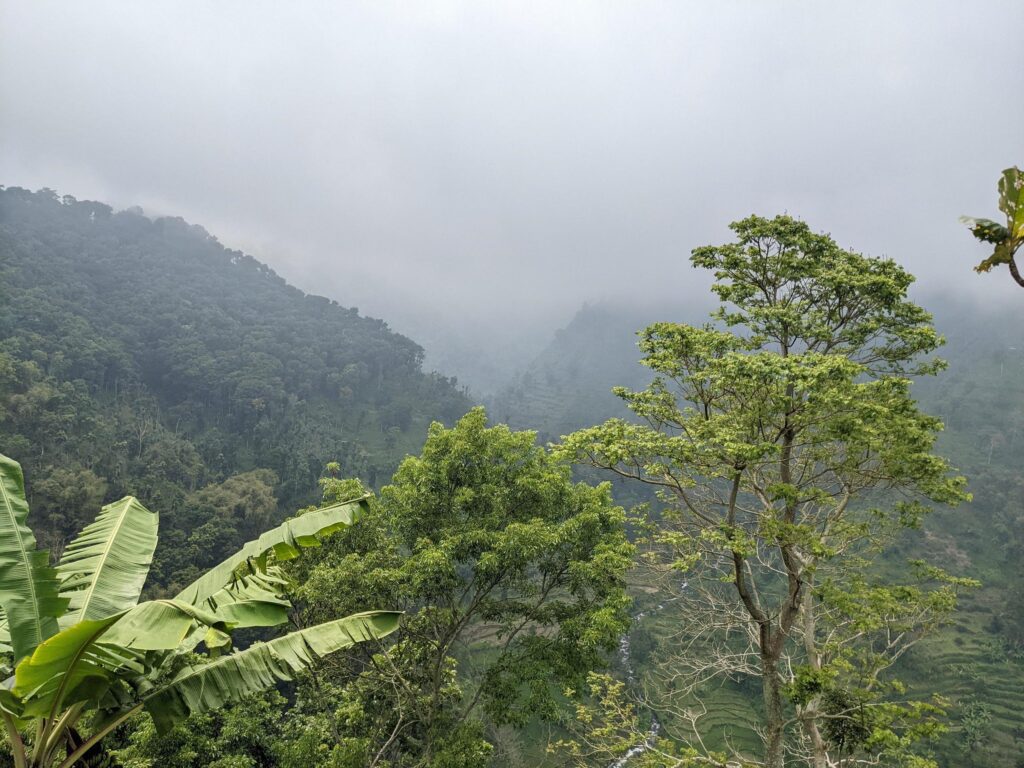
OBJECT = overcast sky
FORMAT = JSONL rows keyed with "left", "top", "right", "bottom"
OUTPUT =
{"left": 2, "top": 1, "right": 1022, "bottom": 370}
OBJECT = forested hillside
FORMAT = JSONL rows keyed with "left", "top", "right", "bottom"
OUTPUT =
{"left": 0, "top": 187, "right": 470, "bottom": 590}
{"left": 491, "top": 302, "right": 691, "bottom": 441}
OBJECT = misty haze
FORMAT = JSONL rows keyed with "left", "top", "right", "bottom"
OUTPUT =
{"left": 0, "top": 2, "right": 1022, "bottom": 767}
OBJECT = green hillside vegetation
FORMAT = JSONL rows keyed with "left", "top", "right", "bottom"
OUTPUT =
{"left": 0, "top": 411, "right": 630, "bottom": 768}
{"left": 492, "top": 302, "right": 681, "bottom": 442}
{"left": 0, "top": 186, "right": 469, "bottom": 590}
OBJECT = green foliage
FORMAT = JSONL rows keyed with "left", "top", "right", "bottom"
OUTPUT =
{"left": 553, "top": 673, "right": 731, "bottom": 768}
{"left": 0, "top": 451, "right": 398, "bottom": 768}
{"left": 8, "top": 182, "right": 1022, "bottom": 768}
{"left": 0, "top": 456, "right": 66, "bottom": 664}
{"left": 690, "top": 215, "right": 944, "bottom": 374}
{"left": 465, "top": 292, "right": 1024, "bottom": 766}
{"left": 957, "top": 698, "right": 992, "bottom": 755}
{"left": 113, "top": 692, "right": 285, "bottom": 768}
{"left": 286, "top": 408, "right": 633, "bottom": 765}
{"left": 56, "top": 497, "right": 158, "bottom": 624}
{"left": 143, "top": 612, "right": 399, "bottom": 734}
{"left": 152, "top": 471, "right": 279, "bottom": 592}
{"left": 962, "top": 166, "right": 1024, "bottom": 283}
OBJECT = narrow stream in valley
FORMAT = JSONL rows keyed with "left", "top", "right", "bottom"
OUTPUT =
{"left": 609, "top": 582, "right": 685, "bottom": 766}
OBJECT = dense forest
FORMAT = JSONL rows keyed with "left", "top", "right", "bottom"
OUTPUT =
{"left": 0, "top": 186, "right": 469, "bottom": 591}
{"left": 1, "top": 187, "right": 1022, "bottom": 768}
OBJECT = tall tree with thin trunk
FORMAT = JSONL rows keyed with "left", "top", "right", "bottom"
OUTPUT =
{"left": 558, "top": 215, "right": 968, "bottom": 768}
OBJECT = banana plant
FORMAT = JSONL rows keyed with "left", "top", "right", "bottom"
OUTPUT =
{"left": 962, "top": 165, "right": 1024, "bottom": 286}
{"left": 0, "top": 453, "right": 400, "bottom": 768}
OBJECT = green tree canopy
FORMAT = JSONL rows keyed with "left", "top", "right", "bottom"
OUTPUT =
{"left": 289, "top": 408, "right": 634, "bottom": 766}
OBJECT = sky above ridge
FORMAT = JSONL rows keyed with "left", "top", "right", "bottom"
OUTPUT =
{"left": 2, "top": 0, "right": 1022, "bottom": 375}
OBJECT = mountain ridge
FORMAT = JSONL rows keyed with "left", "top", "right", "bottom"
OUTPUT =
{"left": 0, "top": 185, "right": 470, "bottom": 588}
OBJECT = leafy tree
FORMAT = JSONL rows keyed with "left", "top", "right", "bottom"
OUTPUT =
{"left": 169, "top": 470, "right": 280, "bottom": 586}
{"left": 289, "top": 408, "right": 634, "bottom": 766}
{"left": 783, "top": 560, "right": 972, "bottom": 767}
{"left": 957, "top": 698, "right": 992, "bottom": 765}
{"left": 962, "top": 166, "right": 1024, "bottom": 286}
{"left": 0, "top": 452, "right": 398, "bottom": 768}
{"left": 112, "top": 692, "right": 286, "bottom": 768}
{"left": 558, "top": 216, "right": 968, "bottom": 768}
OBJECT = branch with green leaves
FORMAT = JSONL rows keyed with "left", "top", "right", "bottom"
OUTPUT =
{"left": 962, "top": 166, "right": 1024, "bottom": 286}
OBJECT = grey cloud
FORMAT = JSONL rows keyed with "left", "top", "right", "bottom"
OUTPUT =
{"left": 1, "top": 1, "right": 1022, "bottom": 366}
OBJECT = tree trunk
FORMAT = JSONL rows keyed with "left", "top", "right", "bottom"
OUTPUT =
{"left": 801, "top": 586, "right": 829, "bottom": 768}
{"left": 762, "top": 655, "right": 786, "bottom": 768}
{"left": 803, "top": 709, "right": 828, "bottom": 768}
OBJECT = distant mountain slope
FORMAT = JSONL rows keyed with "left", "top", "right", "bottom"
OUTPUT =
{"left": 490, "top": 300, "right": 707, "bottom": 442}
{"left": 0, "top": 186, "right": 469, "bottom": 587}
